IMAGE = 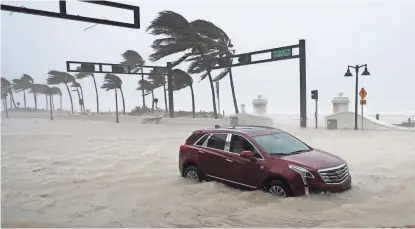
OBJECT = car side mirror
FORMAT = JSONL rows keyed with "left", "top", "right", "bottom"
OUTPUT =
{"left": 240, "top": 150, "right": 256, "bottom": 161}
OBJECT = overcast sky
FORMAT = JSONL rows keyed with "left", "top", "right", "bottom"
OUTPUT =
{"left": 1, "top": 0, "right": 414, "bottom": 115}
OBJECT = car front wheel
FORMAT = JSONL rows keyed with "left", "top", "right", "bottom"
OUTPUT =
{"left": 266, "top": 180, "right": 292, "bottom": 197}
{"left": 183, "top": 165, "right": 203, "bottom": 182}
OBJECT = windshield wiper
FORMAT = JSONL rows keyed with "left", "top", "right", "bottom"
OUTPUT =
{"left": 289, "top": 149, "right": 312, "bottom": 155}
{"left": 268, "top": 153, "right": 288, "bottom": 156}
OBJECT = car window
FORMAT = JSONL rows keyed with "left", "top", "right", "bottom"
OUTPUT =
{"left": 195, "top": 134, "right": 209, "bottom": 146}
{"left": 230, "top": 135, "right": 262, "bottom": 158}
{"left": 206, "top": 133, "right": 228, "bottom": 150}
{"left": 253, "top": 132, "right": 311, "bottom": 156}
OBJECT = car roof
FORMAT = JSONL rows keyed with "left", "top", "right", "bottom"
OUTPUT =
{"left": 197, "top": 125, "right": 283, "bottom": 137}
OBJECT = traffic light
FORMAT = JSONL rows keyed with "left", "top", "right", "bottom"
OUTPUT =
{"left": 237, "top": 54, "right": 251, "bottom": 64}
{"left": 80, "top": 63, "right": 94, "bottom": 72}
{"left": 311, "top": 90, "right": 318, "bottom": 100}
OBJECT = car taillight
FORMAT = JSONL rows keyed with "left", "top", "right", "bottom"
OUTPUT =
{"left": 179, "top": 145, "right": 188, "bottom": 152}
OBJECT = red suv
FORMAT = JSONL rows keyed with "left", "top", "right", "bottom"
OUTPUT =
{"left": 179, "top": 125, "right": 351, "bottom": 197}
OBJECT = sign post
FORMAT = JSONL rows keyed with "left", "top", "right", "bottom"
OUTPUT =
{"left": 359, "top": 88, "right": 367, "bottom": 130}
{"left": 311, "top": 90, "right": 319, "bottom": 128}
{"left": 216, "top": 81, "right": 220, "bottom": 118}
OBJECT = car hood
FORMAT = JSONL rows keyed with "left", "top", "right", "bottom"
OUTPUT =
{"left": 278, "top": 149, "right": 345, "bottom": 170}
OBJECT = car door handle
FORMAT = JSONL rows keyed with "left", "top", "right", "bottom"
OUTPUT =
{"left": 198, "top": 150, "right": 205, "bottom": 154}
{"left": 226, "top": 159, "right": 233, "bottom": 163}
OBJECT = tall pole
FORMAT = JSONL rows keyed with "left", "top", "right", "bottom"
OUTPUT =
{"left": 140, "top": 68, "right": 145, "bottom": 108}
{"left": 299, "top": 39, "right": 307, "bottom": 128}
{"left": 49, "top": 95, "right": 53, "bottom": 120}
{"left": 315, "top": 98, "right": 318, "bottom": 128}
{"left": 167, "top": 62, "right": 174, "bottom": 118}
{"left": 354, "top": 65, "right": 359, "bottom": 130}
{"left": 361, "top": 102, "right": 364, "bottom": 130}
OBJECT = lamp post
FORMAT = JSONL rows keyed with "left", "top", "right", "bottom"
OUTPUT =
{"left": 344, "top": 64, "right": 370, "bottom": 130}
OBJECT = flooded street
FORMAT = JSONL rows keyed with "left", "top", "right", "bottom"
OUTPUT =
{"left": 2, "top": 117, "right": 415, "bottom": 227}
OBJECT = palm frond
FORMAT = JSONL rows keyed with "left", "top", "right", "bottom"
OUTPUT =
{"left": 213, "top": 68, "right": 230, "bottom": 82}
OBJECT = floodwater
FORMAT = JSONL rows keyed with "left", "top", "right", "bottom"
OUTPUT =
{"left": 2, "top": 115, "right": 415, "bottom": 227}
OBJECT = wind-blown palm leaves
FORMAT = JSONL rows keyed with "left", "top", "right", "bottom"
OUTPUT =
{"left": 70, "top": 81, "right": 85, "bottom": 112}
{"left": 171, "top": 69, "right": 195, "bottom": 118}
{"left": 47, "top": 70, "right": 75, "bottom": 114}
{"left": 147, "top": 11, "right": 237, "bottom": 118}
{"left": 50, "top": 86, "right": 62, "bottom": 110}
{"left": 121, "top": 50, "right": 146, "bottom": 107}
{"left": 12, "top": 74, "right": 34, "bottom": 109}
{"left": 147, "top": 70, "right": 168, "bottom": 112}
{"left": 1, "top": 77, "right": 17, "bottom": 109}
{"left": 137, "top": 79, "right": 156, "bottom": 111}
{"left": 101, "top": 74, "right": 123, "bottom": 122}
{"left": 75, "top": 68, "right": 99, "bottom": 113}
{"left": 101, "top": 74, "right": 125, "bottom": 116}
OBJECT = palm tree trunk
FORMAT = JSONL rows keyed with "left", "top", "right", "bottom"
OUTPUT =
{"left": 49, "top": 95, "right": 53, "bottom": 120}
{"left": 198, "top": 50, "right": 218, "bottom": 119}
{"left": 23, "top": 89, "right": 27, "bottom": 108}
{"left": 115, "top": 89, "right": 119, "bottom": 123}
{"left": 34, "top": 91, "right": 38, "bottom": 110}
{"left": 10, "top": 92, "right": 16, "bottom": 108}
{"left": 91, "top": 74, "right": 100, "bottom": 113}
{"left": 119, "top": 87, "right": 125, "bottom": 116}
{"left": 151, "top": 89, "right": 154, "bottom": 112}
{"left": 3, "top": 97, "right": 8, "bottom": 118}
{"left": 51, "top": 96, "right": 55, "bottom": 110}
{"left": 60, "top": 94, "right": 62, "bottom": 111}
{"left": 163, "top": 83, "right": 168, "bottom": 113}
{"left": 45, "top": 94, "right": 48, "bottom": 110}
{"left": 79, "top": 85, "right": 85, "bottom": 112}
{"left": 9, "top": 95, "right": 12, "bottom": 110}
{"left": 140, "top": 68, "right": 146, "bottom": 108}
{"left": 207, "top": 70, "right": 218, "bottom": 119}
{"left": 190, "top": 84, "right": 195, "bottom": 118}
{"left": 64, "top": 83, "right": 74, "bottom": 114}
{"left": 228, "top": 68, "right": 239, "bottom": 114}
{"left": 74, "top": 88, "right": 82, "bottom": 112}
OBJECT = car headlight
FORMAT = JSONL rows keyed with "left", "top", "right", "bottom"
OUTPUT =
{"left": 289, "top": 164, "right": 315, "bottom": 178}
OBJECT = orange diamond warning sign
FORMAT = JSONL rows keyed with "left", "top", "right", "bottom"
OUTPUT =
{"left": 359, "top": 88, "right": 367, "bottom": 99}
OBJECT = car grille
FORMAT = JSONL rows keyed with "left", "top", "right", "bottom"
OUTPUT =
{"left": 318, "top": 163, "right": 349, "bottom": 184}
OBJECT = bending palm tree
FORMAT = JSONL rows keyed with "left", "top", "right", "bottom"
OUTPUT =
{"left": 47, "top": 70, "right": 75, "bottom": 114}
{"left": 147, "top": 70, "right": 168, "bottom": 112}
{"left": 1, "top": 77, "right": 17, "bottom": 109}
{"left": 12, "top": 74, "right": 34, "bottom": 109}
{"left": 50, "top": 87, "right": 62, "bottom": 110}
{"left": 147, "top": 11, "right": 228, "bottom": 119}
{"left": 75, "top": 68, "right": 99, "bottom": 113}
{"left": 120, "top": 50, "right": 146, "bottom": 108}
{"left": 101, "top": 74, "right": 122, "bottom": 122}
{"left": 138, "top": 79, "right": 156, "bottom": 111}
{"left": 172, "top": 69, "right": 195, "bottom": 118}
{"left": 71, "top": 81, "right": 85, "bottom": 112}
{"left": 1, "top": 77, "right": 11, "bottom": 117}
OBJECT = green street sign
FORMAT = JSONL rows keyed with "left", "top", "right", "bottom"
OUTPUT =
{"left": 271, "top": 49, "right": 292, "bottom": 59}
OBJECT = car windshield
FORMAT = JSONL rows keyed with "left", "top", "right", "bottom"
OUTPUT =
{"left": 253, "top": 132, "right": 312, "bottom": 156}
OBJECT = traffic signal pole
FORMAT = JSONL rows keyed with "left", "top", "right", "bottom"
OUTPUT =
{"left": 211, "top": 39, "right": 308, "bottom": 128}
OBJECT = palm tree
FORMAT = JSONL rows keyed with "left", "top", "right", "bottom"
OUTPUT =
{"left": 12, "top": 74, "right": 34, "bottom": 109}
{"left": 147, "top": 70, "right": 168, "bottom": 112}
{"left": 1, "top": 77, "right": 17, "bottom": 109}
{"left": 104, "top": 74, "right": 125, "bottom": 115}
{"left": 34, "top": 84, "right": 53, "bottom": 120}
{"left": 172, "top": 69, "right": 195, "bottom": 118}
{"left": 70, "top": 81, "right": 85, "bottom": 112}
{"left": 147, "top": 11, "right": 233, "bottom": 119}
{"left": 1, "top": 77, "right": 11, "bottom": 117}
{"left": 101, "top": 74, "right": 122, "bottom": 122}
{"left": 50, "top": 87, "right": 62, "bottom": 110}
{"left": 137, "top": 79, "right": 156, "bottom": 111}
{"left": 120, "top": 50, "right": 146, "bottom": 108}
{"left": 47, "top": 70, "right": 75, "bottom": 114}
{"left": 75, "top": 68, "right": 99, "bottom": 113}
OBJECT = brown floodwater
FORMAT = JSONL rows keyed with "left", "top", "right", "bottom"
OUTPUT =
{"left": 2, "top": 116, "right": 415, "bottom": 227}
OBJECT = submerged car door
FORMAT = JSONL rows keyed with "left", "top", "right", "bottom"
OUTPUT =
{"left": 226, "top": 134, "right": 268, "bottom": 188}
{"left": 197, "top": 133, "right": 232, "bottom": 180}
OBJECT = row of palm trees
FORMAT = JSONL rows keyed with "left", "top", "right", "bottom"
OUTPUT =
{"left": 2, "top": 10, "right": 240, "bottom": 119}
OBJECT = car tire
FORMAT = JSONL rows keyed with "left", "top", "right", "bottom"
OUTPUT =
{"left": 266, "top": 180, "right": 292, "bottom": 197}
{"left": 183, "top": 165, "right": 203, "bottom": 182}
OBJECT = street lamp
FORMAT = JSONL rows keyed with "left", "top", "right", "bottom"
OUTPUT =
{"left": 344, "top": 64, "right": 371, "bottom": 130}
